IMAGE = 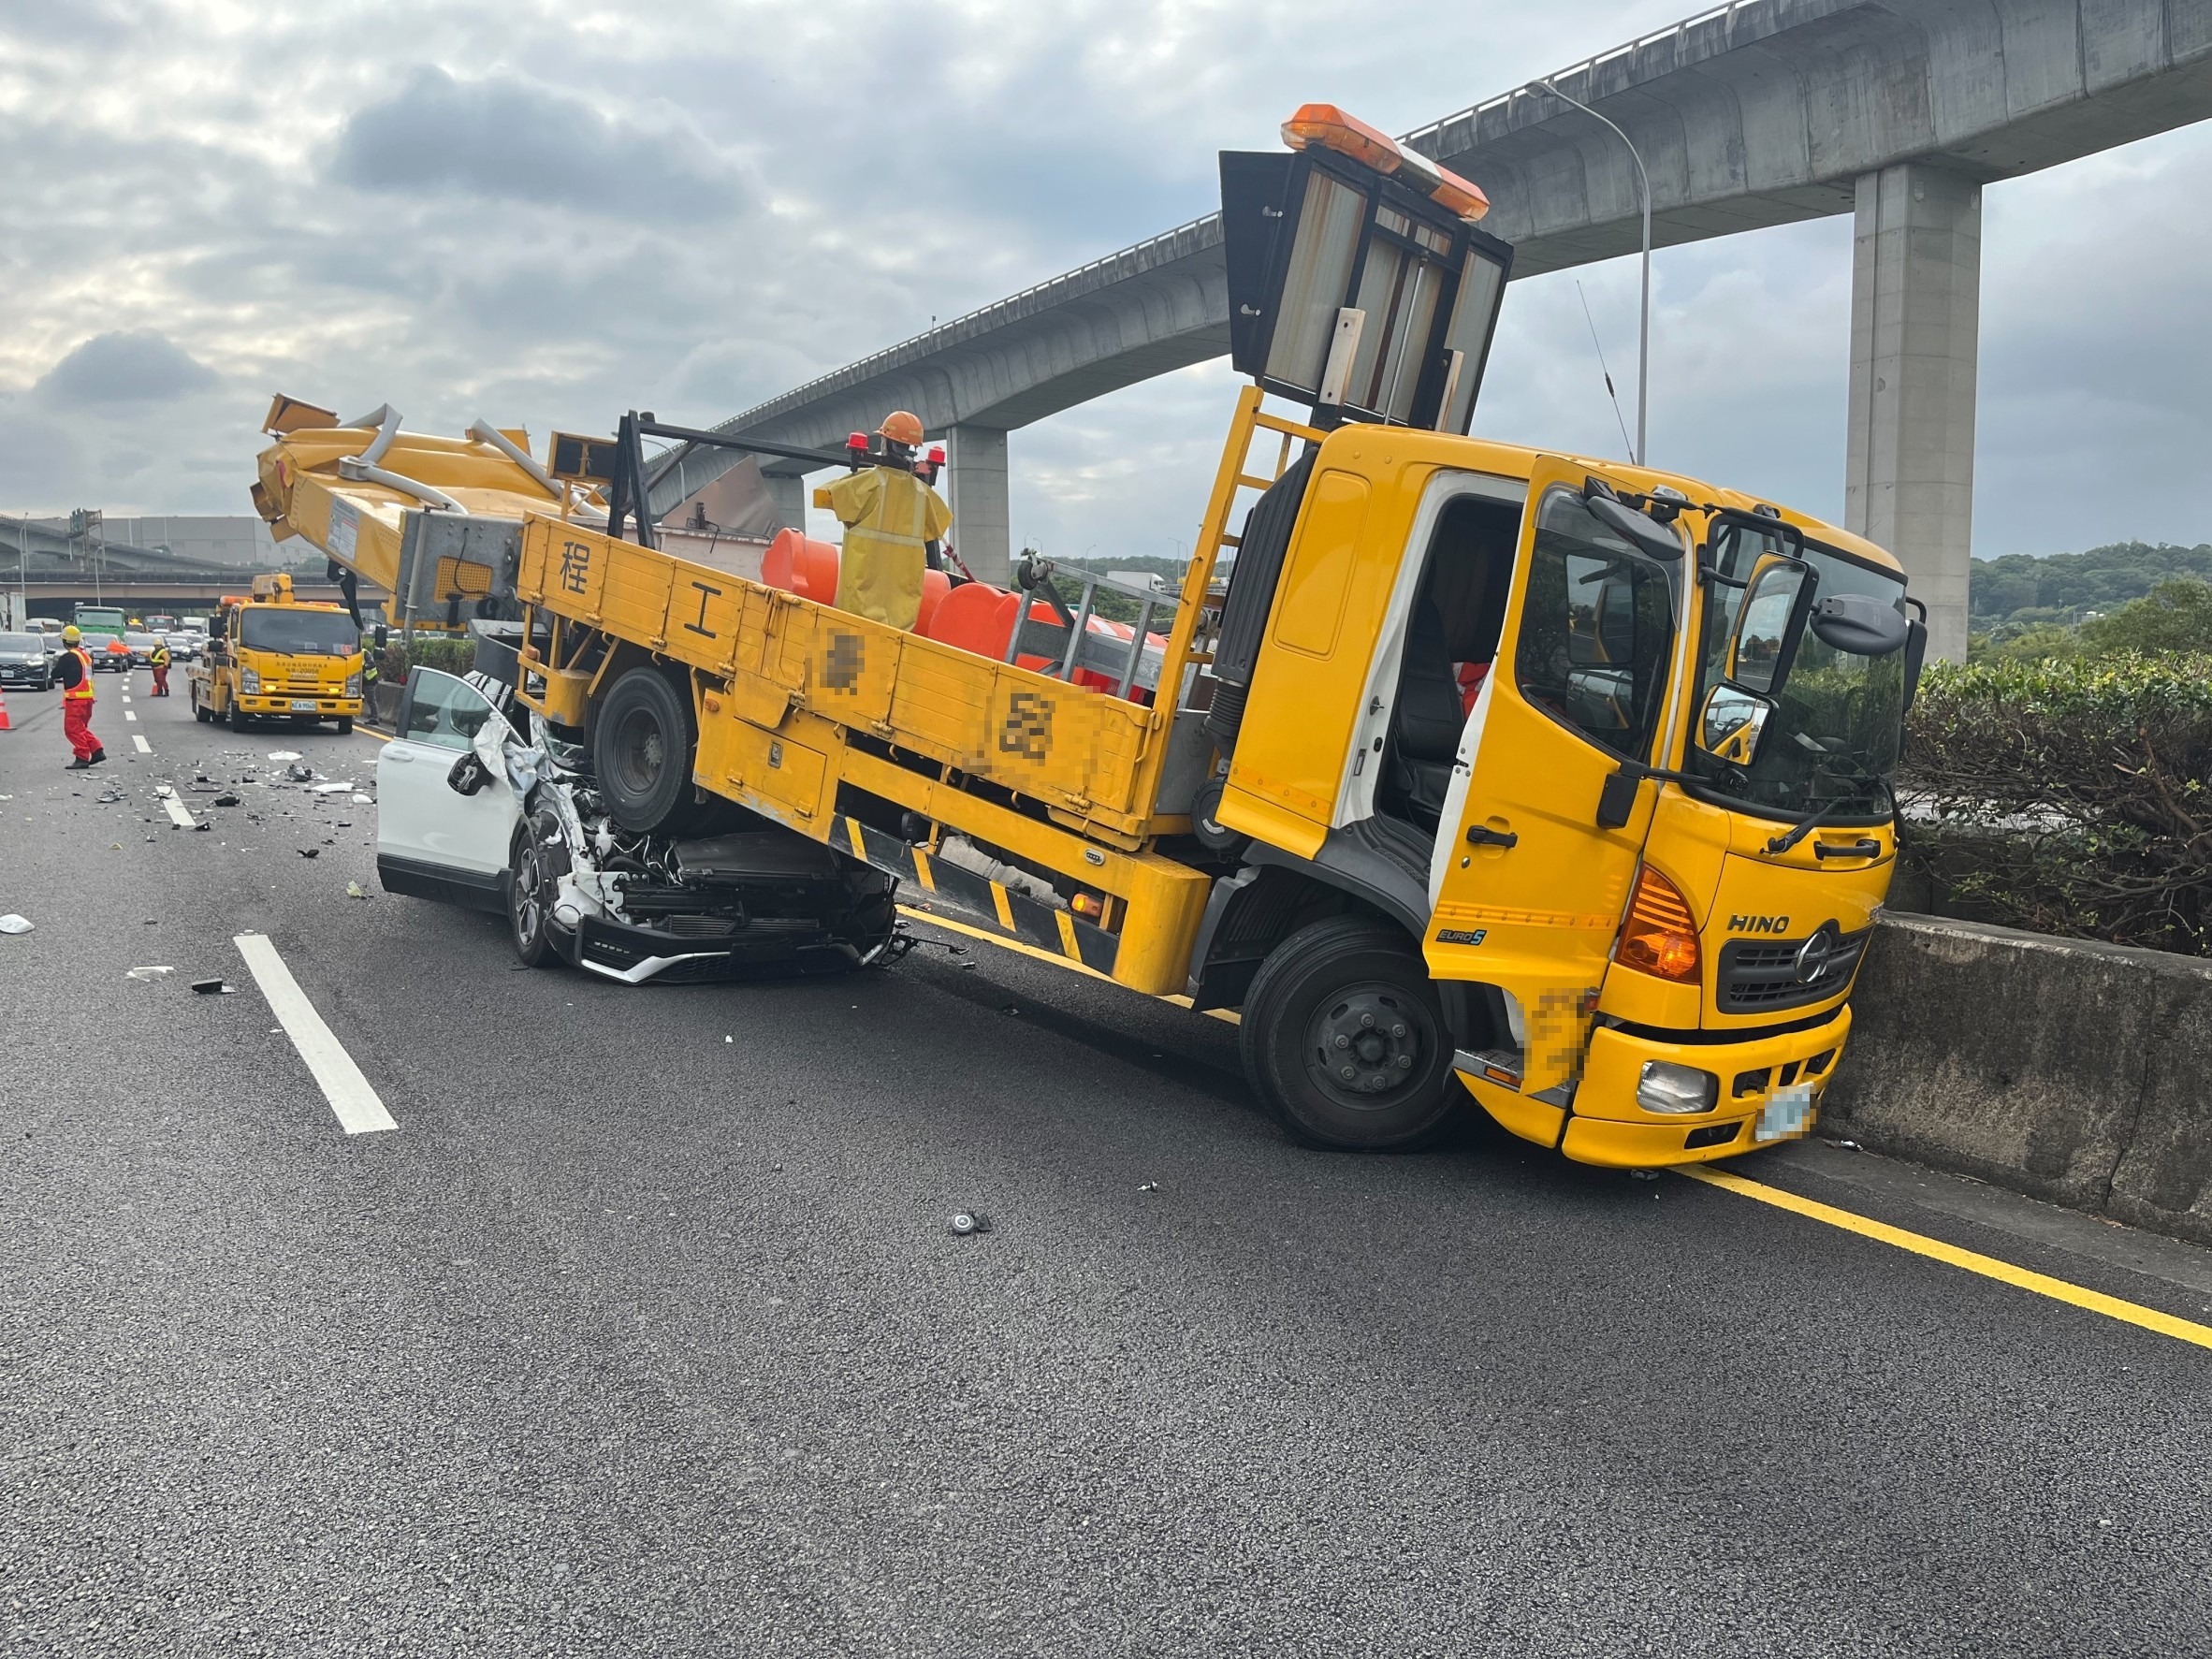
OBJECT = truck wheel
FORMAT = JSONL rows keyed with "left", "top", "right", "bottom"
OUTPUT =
{"left": 193, "top": 691, "right": 211, "bottom": 724}
{"left": 593, "top": 666, "right": 708, "bottom": 835}
{"left": 226, "top": 703, "right": 249, "bottom": 732}
{"left": 1241, "top": 915, "right": 1459, "bottom": 1151}
{"left": 507, "top": 804, "right": 570, "bottom": 969}
{"left": 336, "top": 717, "right": 354, "bottom": 735}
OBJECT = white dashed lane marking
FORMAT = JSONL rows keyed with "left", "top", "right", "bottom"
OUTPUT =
{"left": 124, "top": 710, "right": 137, "bottom": 721}
{"left": 232, "top": 934, "right": 397, "bottom": 1135}
{"left": 132, "top": 735, "right": 152, "bottom": 753}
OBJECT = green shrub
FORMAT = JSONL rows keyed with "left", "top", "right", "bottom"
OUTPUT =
{"left": 1901, "top": 653, "right": 2212, "bottom": 953}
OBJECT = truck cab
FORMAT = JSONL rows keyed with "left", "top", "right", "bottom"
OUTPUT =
{"left": 1197, "top": 429, "right": 1915, "bottom": 1164}
{"left": 188, "top": 573, "right": 364, "bottom": 733}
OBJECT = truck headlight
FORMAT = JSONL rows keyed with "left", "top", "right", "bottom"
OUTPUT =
{"left": 345, "top": 673, "right": 362, "bottom": 696}
{"left": 240, "top": 669, "right": 261, "bottom": 693}
{"left": 1637, "top": 1061, "right": 1717, "bottom": 1114}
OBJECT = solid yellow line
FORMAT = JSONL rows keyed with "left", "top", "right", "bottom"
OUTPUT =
{"left": 355, "top": 726, "right": 392, "bottom": 744}
{"left": 990, "top": 882, "right": 1015, "bottom": 931}
{"left": 1678, "top": 1164, "right": 2212, "bottom": 1352}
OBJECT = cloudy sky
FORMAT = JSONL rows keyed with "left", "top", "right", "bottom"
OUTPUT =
{"left": 2, "top": 0, "right": 2207, "bottom": 563}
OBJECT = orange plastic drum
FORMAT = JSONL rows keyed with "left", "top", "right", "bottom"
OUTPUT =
{"left": 763, "top": 529, "right": 841, "bottom": 602}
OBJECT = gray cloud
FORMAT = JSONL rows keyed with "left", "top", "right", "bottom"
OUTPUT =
{"left": 327, "top": 66, "right": 748, "bottom": 220}
{"left": 34, "top": 331, "right": 219, "bottom": 408}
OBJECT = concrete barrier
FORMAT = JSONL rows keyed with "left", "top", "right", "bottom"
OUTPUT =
{"left": 1826, "top": 914, "right": 2212, "bottom": 1247}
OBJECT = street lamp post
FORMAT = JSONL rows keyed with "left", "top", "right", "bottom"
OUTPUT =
{"left": 1538, "top": 78, "right": 1652, "bottom": 468}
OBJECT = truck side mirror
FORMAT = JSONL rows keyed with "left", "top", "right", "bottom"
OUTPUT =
{"left": 1900, "top": 601, "right": 1928, "bottom": 712}
{"left": 1581, "top": 478, "right": 1682, "bottom": 562}
{"left": 1726, "top": 554, "right": 1815, "bottom": 696}
{"left": 373, "top": 625, "right": 389, "bottom": 648}
{"left": 1695, "top": 683, "right": 1776, "bottom": 767}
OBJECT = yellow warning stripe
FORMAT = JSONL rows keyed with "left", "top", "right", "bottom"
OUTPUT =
{"left": 1055, "top": 910, "right": 1082, "bottom": 962}
{"left": 1679, "top": 1165, "right": 2212, "bottom": 1352}
{"left": 990, "top": 882, "right": 1016, "bottom": 931}
{"left": 898, "top": 905, "right": 1114, "bottom": 982}
{"left": 911, "top": 847, "right": 937, "bottom": 892}
{"left": 845, "top": 815, "right": 869, "bottom": 859}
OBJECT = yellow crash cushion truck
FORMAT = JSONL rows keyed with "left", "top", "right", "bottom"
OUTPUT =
{"left": 255, "top": 106, "right": 1924, "bottom": 1169}
{"left": 188, "top": 573, "right": 365, "bottom": 733}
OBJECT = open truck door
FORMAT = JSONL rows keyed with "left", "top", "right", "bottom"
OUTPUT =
{"left": 376, "top": 666, "right": 523, "bottom": 912}
{"left": 1427, "top": 458, "right": 1687, "bottom": 1142}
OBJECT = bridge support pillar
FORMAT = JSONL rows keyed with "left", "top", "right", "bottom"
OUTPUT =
{"left": 946, "top": 426, "right": 1011, "bottom": 586}
{"left": 763, "top": 469, "right": 809, "bottom": 534}
{"left": 1844, "top": 162, "right": 1981, "bottom": 664}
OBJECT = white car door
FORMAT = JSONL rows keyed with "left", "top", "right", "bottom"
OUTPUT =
{"left": 375, "top": 667, "right": 523, "bottom": 911}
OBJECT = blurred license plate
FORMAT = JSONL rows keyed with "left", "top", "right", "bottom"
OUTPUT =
{"left": 289, "top": 698, "right": 318, "bottom": 711}
{"left": 1755, "top": 1083, "right": 1814, "bottom": 1142}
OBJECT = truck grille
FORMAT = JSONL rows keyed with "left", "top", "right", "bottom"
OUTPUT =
{"left": 1715, "top": 926, "right": 1869, "bottom": 1013}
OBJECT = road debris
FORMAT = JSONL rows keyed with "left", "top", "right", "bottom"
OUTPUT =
{"left": 1137, "top": 1182, "right": 1160, "bottom": 1192}
{"left": 95, "top": 790, "right": 123, "bottom": 804}
{"left": 0, "top": 915, "right": 33, "bottom": 935}
{"left": 346, "top": 881, "right": 369, "bottom": 899}
{"left": 284, "top": 763, "right": 313, "bottom": 782}
{"left": 948, "top": 1212, "right": 992, "bottom": 1236}
{"left": 211, "top": 793, "right": 240, "bottom": 807}
{"left": 267, "top": 750, "right": 301, "bottom": 761}
{"left": 190, "top": 979, "right": 235, "bottom": 996}
{"left": 298, "top": 848, "right": 319, "bottom": 859}
{"left": 125, "top": 967, "right": 174, "bottom": 981}
{"left": 352, "top": 793, "right": 371, "bottom": 804}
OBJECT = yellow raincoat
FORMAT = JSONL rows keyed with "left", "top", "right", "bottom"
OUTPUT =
{"left": 821, "top": 465, "right": 953, "bottom": 630}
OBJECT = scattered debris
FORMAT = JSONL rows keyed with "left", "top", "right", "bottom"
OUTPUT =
{"left": 298, "top": 848, "right": 319, "bottom": 859}
{"left": 0, "top": 915, "right": 33, "bottom": 936}
{"left": 266, "top": 750, "right": 301, "bottom": 761}
{"left": 211, "top": 793, "right": 240, "bottom": 808}
{"left": 948, "top": 1212, "right": 992, "bottom": 1236}
{"left": 142, "top": 918, "right": 157, "bottom": 925}
{"left": 95, "top": 790, "right": 123, "bottom": 805}
{"left": 125, "top": 967, "right": 174, "bottom": 981}
{"left": 1002, "top": 1005, "right": 1021, "bottom": 1016}
{"left": 1628, "top": 1168, "right": 1660, "bottom": 1181}
{"left": 352, "top": 793, "right": 371, "bottom": 804}
{"left": 1835, "top": 1138, "right": 1861, "bottom": 1150}
{"left": 313, "top": 782, "right": 353, "bottom": 794}
{"left": 1137, "top": 1182, "right": 1160, "bottom": 1192}
{"left": 284, "top": 764, "right": 313, "bottom": 783}
{"left": 190, "top": 979, "right": 235, "bottom": 996}
{"left": 345, "top": 881, "right": 369, "bottom": 899}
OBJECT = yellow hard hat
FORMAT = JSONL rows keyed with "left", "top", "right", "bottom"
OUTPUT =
{"left": 61, "top": 624, "right": 80, "bottom": 643}
{"left": 876, "top": 410, "right": 924, "bottom": 447}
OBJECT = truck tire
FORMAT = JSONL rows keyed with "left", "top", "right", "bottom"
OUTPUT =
{"left": 336, "top": 716, "right": 354, "bottom": 735}
{"left": 507, "top": 804, "right": 568, "bottom": 969}
{"left": 593, "top": 666, "right": 711, "bottom": 836}
{"left": 1241, "top": 915, "right": 1459, "bottom": 1151}
{"left": 226, "top": 702, "right": 249, "bottom": 732}
{"left": 193, "top": 691, "right": 211, "bottom": 724}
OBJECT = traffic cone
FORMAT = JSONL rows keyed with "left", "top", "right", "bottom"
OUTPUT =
{"left": 0, "top": 683, "right": 11, "bottom": 732}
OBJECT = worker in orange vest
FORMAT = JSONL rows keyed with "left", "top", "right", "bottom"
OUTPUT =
{"left": 818, "top": 411, "right": 953, "bottom": 630}
{"left": 53, "top": 625, "right": 105, "bottom": 768}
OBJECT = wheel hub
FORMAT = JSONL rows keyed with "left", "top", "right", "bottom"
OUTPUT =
{"left": 1312, "top": 990, "right": 1423, "bottom": 1098}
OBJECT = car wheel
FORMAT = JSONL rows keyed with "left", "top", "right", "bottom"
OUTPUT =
{"left": 507, "top": 804, "right": 568, "bottom": 969}
{"left": 1240, "top": 914, "right": 1460, "bottom": 1151}
{"left": 591, "top": 665, "right": 715, "bottom": 836}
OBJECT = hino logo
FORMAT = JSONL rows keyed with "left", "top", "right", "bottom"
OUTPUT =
{"left": 1728, "top": 913, "right": 1790, "bottom": 934}
{"left": 1794, "top": 922, "right": 1843, "bottom": 983}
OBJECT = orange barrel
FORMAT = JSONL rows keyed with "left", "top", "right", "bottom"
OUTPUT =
{"left": 763, "top": 529, "right": 841, "bottom": 602}
{"left": 916, "top": 568, "right": 953, "bottom": 635}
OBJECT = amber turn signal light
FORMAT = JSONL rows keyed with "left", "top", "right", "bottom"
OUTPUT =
{"left": 1618, "top": 864, "right": 1701, "bottom": 984}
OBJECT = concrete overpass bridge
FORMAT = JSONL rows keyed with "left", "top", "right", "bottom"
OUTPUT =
{"left": 647, "top": 0, "right": 2212, "bottom": 662}
{"left": 1, "top": 512, "right": 380, "bottom": 620}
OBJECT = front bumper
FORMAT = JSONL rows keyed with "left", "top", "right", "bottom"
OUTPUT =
{"left": 237, "top": 694, "right": 362, "bottom": 717}
{"left": 565, "top": 912, "right": 865, "bottom": 984}
{"left": 1460, "top": 1005, "right": 1851, "bottom": 1168}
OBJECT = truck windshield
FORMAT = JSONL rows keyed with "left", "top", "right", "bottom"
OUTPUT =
{"left": 1684, "top": 523, "right": 1906, "bottom": 824}
{"left": 240, "top": 608, "right": 359, "bottom": 657}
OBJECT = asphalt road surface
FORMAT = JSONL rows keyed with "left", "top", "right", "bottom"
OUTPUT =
{"left": 4, "top": 673, "right": 2210, "bottom": 1657}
